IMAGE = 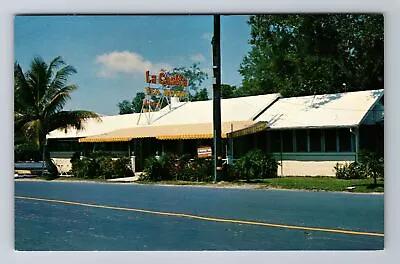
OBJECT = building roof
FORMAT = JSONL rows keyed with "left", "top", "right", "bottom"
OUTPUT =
{"left": 151, "top": 93, "right": 280, "bottom": 126}
{"left": 47, "top": 94, "right": 278, "bottom": 139}
{"left": 255, "top": 89, "right": 384, "bottom": 129}
{"left": 79, "top": 121, "right": 257, "bottom": 142}
{"left": 47, "top": 89, "right": 383, "bottom": 141}
{"left": 47, "top": 113, "right": 141, "bottom": 139}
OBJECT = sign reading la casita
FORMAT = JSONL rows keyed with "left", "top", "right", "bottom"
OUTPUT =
{"left": 146, "top": 71, "right": 188, "bottom": 87}
{"left": 145, "top": 70, "right": 188, "bottom": 98}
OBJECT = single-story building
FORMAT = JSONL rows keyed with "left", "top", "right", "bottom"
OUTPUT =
{"left": 47, "top": 89, "right": 383, "bottom": 176}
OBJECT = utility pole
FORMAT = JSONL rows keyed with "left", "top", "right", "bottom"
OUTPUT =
{"left": 212, "top": 15, "right": 222, "bottom": 182}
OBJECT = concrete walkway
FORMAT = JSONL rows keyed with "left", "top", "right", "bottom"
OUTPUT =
{"left": 107, "top": 173, "right": 142, "bottom": 182}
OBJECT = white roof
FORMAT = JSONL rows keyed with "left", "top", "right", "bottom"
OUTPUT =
{"left": 255, "top": 89, "right": 383, "bottom": 129}
{"left": 151, "top": 93, "right": 280, "bottom": 126}
{"left": 47, "top": 113, "right": 141, "bottom": 139}
{"left": 47, "top": 102, "right": 187, "bottom": 139}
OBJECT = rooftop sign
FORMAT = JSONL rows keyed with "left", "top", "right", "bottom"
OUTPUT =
{"left": 145, "top": 71, "right": 188, "bottom": 87}
{"left": 145, "top": 70, "right": 188, "bottom": 98}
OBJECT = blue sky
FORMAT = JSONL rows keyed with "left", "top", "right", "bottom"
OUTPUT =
{"left": 14, "top": 15, "right": 252, "bottom": 115}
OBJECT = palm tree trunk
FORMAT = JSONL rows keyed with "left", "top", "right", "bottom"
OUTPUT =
{"left": 41, "top": 142, "right": 46, "bottom": 176}
{"left": 39, "top": 135, "right": 59, "bottom": 179}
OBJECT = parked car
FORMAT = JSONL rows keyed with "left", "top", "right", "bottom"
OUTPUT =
{"left": 14, "top": 161, "right": 48, "bottom": 178}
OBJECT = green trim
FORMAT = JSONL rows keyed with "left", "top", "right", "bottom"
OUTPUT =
{"left": 272, "top": 152, "right": 356, "bottom": 161}
{"left": 49, "top": 151, "right": 75, "bottom": 158}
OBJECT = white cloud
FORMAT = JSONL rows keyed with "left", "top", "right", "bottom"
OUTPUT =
{"left": 190, "top": 53, "right": 206, "bottom": 62}
{"left": 95, "top": 51, "right": 173, "bottom": 78}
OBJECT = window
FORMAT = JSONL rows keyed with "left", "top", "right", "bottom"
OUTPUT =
{"left": 309, "top": 129, "right": 322, "bottom": 152}
{"left": 270, "top": 131, "right": 281, "bottom": 152}
{"left": 48, "top": 140, "right": 78, "bottom": 152}
{"left": 282, "top": 130, "right": 293, "bottom": 152}
{"left": 295, "top": 130, "right": 308, "bottom": 152}
{"left": 325, "top": 129, "right": 337, "bottom": 152}
{"left": 338, "top": 128, "right": 352, "bottom": 152}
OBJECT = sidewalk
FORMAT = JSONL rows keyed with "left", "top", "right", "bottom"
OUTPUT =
{"left": 106, "top": 172, "right": 143, "bottom": 182}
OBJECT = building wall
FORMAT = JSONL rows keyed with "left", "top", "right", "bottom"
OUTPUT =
{"left": 272, "top": 152, "right": 355, "bottom": 176}
{"left": 232, "top": 128, "right": 357, "bottom": 177}
{"left": 277, "top": 160, "right": 350, "bottom": 176}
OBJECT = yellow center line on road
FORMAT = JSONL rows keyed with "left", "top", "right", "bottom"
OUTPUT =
{"left": 15, "top": 195, "right": 384, "bottom": 238}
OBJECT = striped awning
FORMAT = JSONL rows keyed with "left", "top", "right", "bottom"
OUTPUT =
{"left": 79, "top": 121, "right": 259, "bottom": 143}
{"left": 227, "top": 121, "right": 268, "bottom": 138}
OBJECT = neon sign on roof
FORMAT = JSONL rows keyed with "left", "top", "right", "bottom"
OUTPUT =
{"left": 145, "top": 70, "right": 188, "bottom": 98}
{"left": 145, "top": 71, "right": 188, "bottom": 87}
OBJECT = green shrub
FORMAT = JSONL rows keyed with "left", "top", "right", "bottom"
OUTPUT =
{"left": 71, "top": 153, "right": 133, "bottom": 179}
{"left": 97, "top": 156, "right": 114, "bottom": 179}
{"left": 143, "top": 157, "right": 165, "bottom": 181}
{"left": 170, "top": 154, "right": 191, "bottom": 181}
{"left": 14, "top": 141, "right": 41, "bottom": 162}
{"left": 71, "top": 157, "right": 94, "bottom": 179}
{"left": 221, "top": 164, "right": 238, "bottom": 182}
{"left": 233, "top": 149, "right": 279, "bottom": 181}
{"left": 334, "top": 162, "right": 367, "bottom": 179}
{"left": 114, "top": 157, "right": 134, "bottom": 178}
{"left": 142, "top": 154, "right": 214, "bottom": 182}
{"left": 334, "top": 151, "right": 384, "bottom": 183}
{"left": 359, "top": 150, "right": 384, "bottom": 184}
{"left": 186, "top": 158, "right": 213, "bottom": 182}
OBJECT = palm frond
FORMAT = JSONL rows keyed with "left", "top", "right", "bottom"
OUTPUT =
{"left": 45, "top": 110, "right": 101, "bottom": 134}
{"left": 45, "top": 56, "right": 65, "bottom": 80}
{"left": 43, "top": 85, "right": 77, "bottom": 116}
{"left": 14, "top": 63, "right": 35, "bottom": 107}
{"left": 43, "top": 64, "right": 77, "bottom": 107}
{"left": 26, "top": 57, "right": 49, "bottom": 104}
{"left": 21, "top": 119, "right": 41, "bottom": 144}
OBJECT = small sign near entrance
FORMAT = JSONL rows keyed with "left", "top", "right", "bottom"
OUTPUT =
{"left": 197, "top": 146, "right": 212, "bottom": 158}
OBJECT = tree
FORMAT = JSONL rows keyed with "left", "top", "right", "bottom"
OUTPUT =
{"left": 118, "top": 100, "right": 134, "bottom": 115}
{"left": 191, "top": 88, "right": 209, "bottom": 101}
{"left": 239, "top": 14, "right": 384, "bottom": 97}
{"left": 172, "top": 63, "right": 208, "bottom": 97}
{"left": 221, "top": 84, "right": 239, "bottom": 99}
{"left": 117, "top": 92, "right": 145, "bottom": 114}
{"left": 14, "top": 56, "right": 100, "bottom": 178}
{"left": 132, "top": 92, "right": 146, "bottom": 112}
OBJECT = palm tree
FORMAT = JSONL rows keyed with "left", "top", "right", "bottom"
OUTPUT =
{"left": 14, "top": 56, "right": 100, "bottom": 178}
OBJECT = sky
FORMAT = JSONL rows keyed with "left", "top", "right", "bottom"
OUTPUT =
{"left": 14, "top": 15, "right": 252, "bottom": 115}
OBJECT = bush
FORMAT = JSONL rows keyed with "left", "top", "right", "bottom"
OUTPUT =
{"left": 71, "top": 153, "right": 133, "bottom": 179}
{"left": 114, "top": 157, "right": 134, "bottom": 178}
{"left": 232, "top": 149, "right": 279, "bottom": 181}
{"left": 97, "top": 156, "right": 114, "bottom": 179}
{"left": 186, "top": 158, "right": 213, "bottom": 182}
{"left": 334, "top": 150, "right": 384, "bottom": 183}
{"left": 142, "top": 154, "right": 214, "bottom": 182}
{"left": 359, "top": 150, "right": 384, "bottom": 184}
{"left": 334, "top": 162, "right": 367, "bottom": 179}
{"left": 143, "top": 156, "right": 165, "bottom": 181}
{"left": 71, "top": 157, "right": 93, "bottom": 179}
{"left": 14, "top": 141, "right": 41, "bottom": 162}
{"left": 221, "top": 164, "right": 239, "bottom": 182}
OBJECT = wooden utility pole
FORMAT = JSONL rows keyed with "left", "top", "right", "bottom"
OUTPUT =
{"left": 212, "top": 15, "right": 222, "bottom": 182}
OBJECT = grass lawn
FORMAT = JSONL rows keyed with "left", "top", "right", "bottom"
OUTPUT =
{"left": 138, "top": 177, "right": 384, "bottom": 193}
{"left": 258, "top": 177, "right": 384, "bottom": 193}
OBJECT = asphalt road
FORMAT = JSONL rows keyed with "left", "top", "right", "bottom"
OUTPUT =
{"left": 14, "top": 181, "right": 384, "bottom": 251}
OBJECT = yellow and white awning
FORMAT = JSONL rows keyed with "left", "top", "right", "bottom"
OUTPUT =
{"left": 78, "top": 121, "right": 267, "bottom": 143}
